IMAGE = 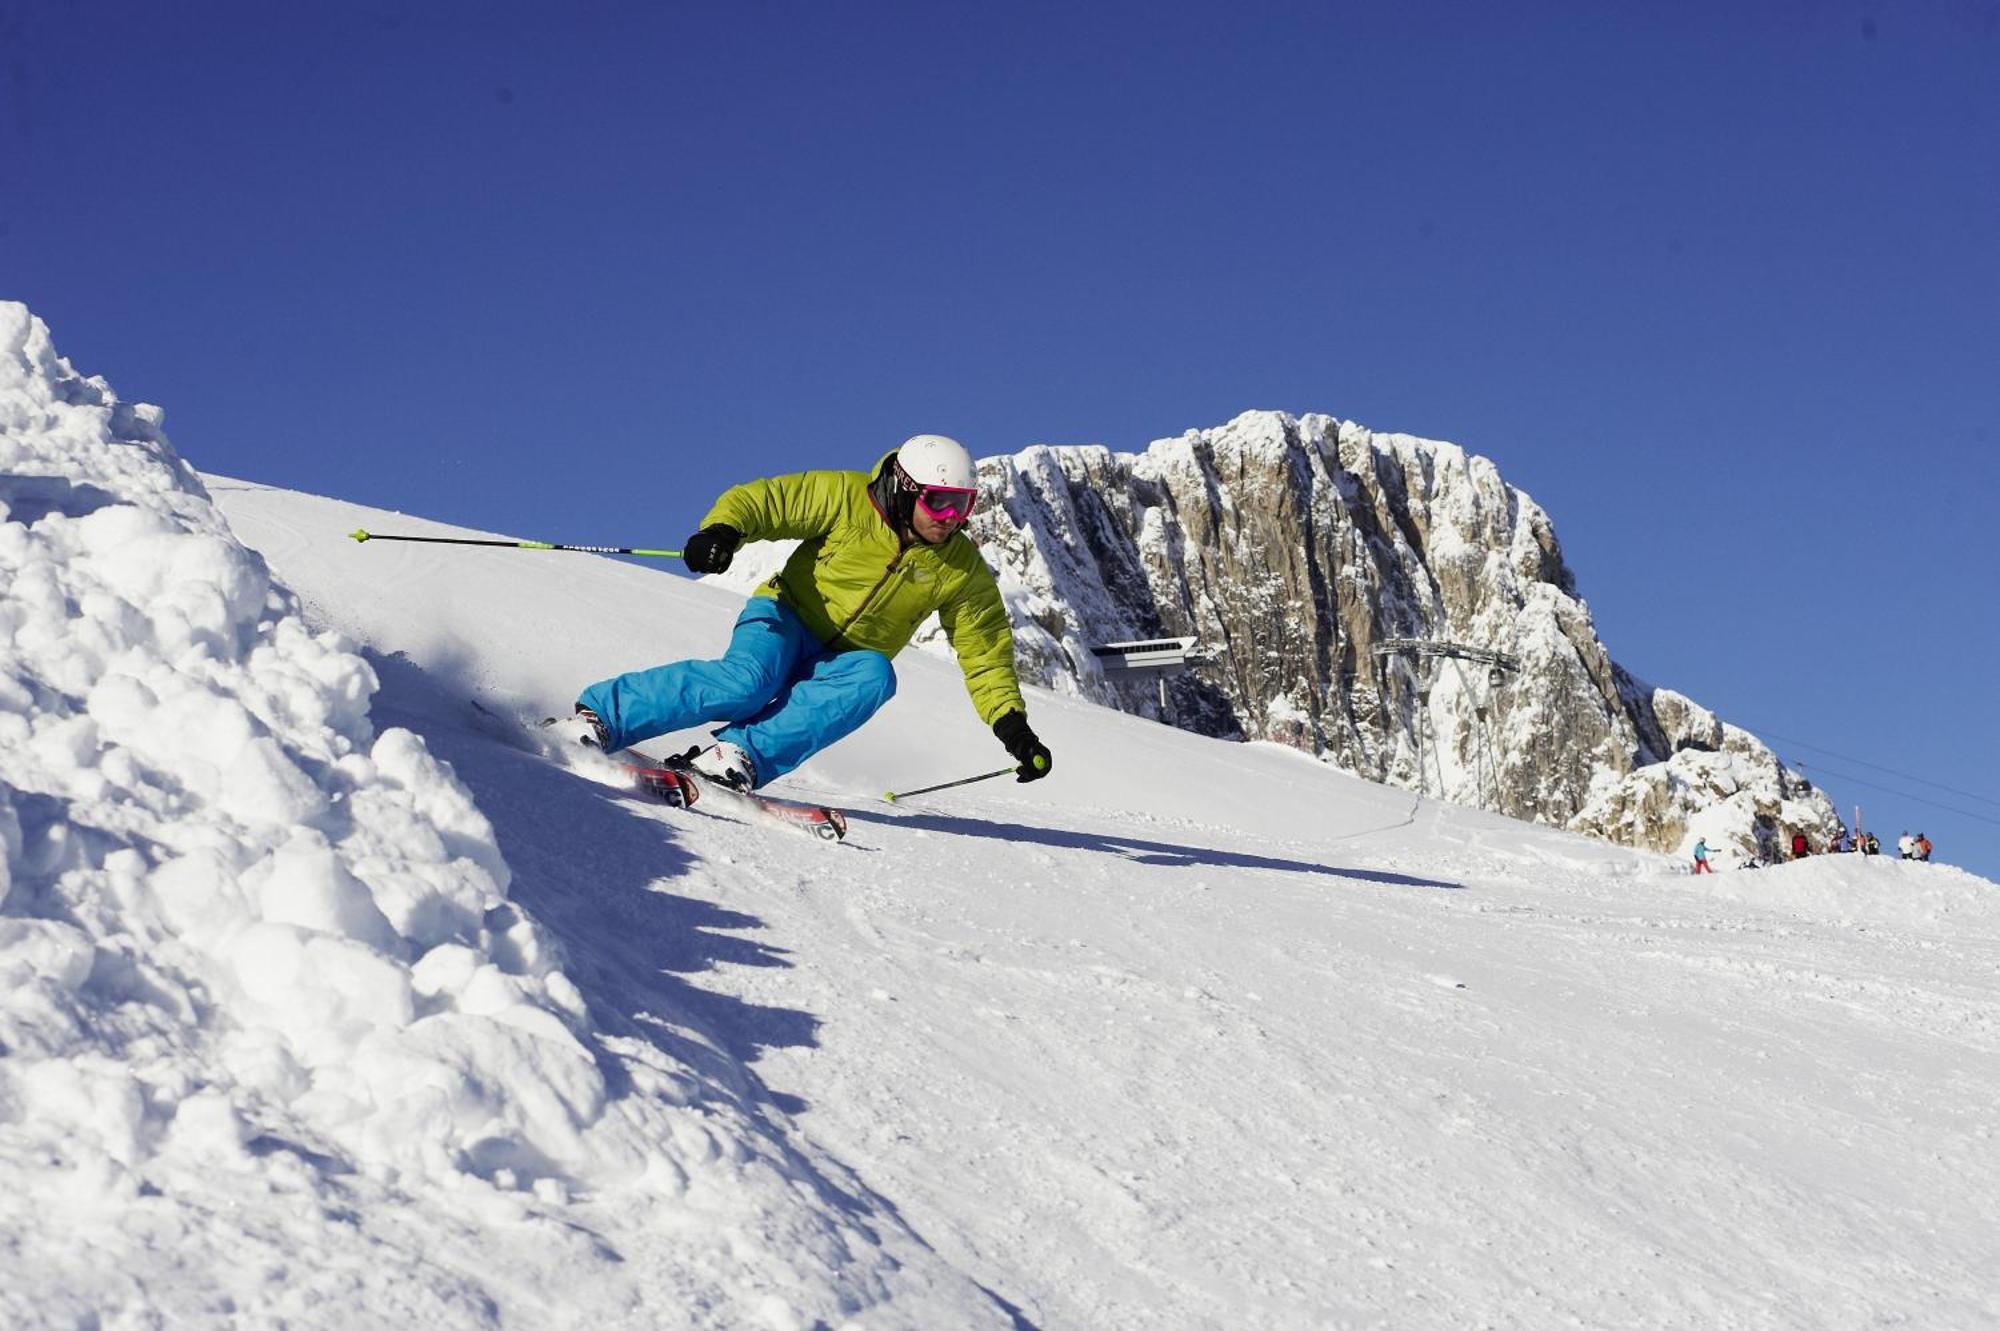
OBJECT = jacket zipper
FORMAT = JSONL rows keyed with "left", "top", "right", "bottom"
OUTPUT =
{"left": 827, "top": 544, "right": 910, "bottom": 648}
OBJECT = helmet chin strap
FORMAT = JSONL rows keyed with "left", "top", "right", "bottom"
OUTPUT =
{"left": 871, "top": 458, "right": 910, "bottom": 531}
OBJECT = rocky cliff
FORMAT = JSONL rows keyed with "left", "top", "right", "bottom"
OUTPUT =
{"left": 950, "top": 411, "right": 1839, "bottom": 860}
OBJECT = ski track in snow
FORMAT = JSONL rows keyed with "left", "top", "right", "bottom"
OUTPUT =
{"left": 3, "top": 306, "right": 1996, "bottom": 1329}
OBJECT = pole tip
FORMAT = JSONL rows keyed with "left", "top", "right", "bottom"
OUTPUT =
{"left": 883, "top": 791, "right": 898, "bottom": 803}
{"left": 349, "top": 529, "right": 371, "bottom": 543}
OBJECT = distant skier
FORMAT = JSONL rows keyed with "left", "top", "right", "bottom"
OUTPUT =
{"left": 1790, "top": 831, "right": 1811, "bottom": 859}
{"left": 550, "top": 435, "right": 1052, "bottom": 791}
{"left": 1897, "top": 832, "right": 1915, "bottom": 860}
{"left": 1915, "top": 833, "right": 1932, "bottom": 862}
{"left": 1863, "top": 832, "right": 1880, "bottom": 856}
{"left": 1691, "top": 838, "right": 1717, "bottom": 875}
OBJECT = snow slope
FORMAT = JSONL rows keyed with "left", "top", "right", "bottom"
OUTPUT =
{"left": 5, "top": 304, "right": 1998, "bottom": 1328}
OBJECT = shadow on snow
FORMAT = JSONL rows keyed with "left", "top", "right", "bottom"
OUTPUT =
{"left": 843, "top": 806, "right": 1464, "bottom": 891}
{"left": 366, "top": 652, "right": 1053, "bottom": 1321}
{"left": 365, "top": 651, "right": 818, "bottom": 1108}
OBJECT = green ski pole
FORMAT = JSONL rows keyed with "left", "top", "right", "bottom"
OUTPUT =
{"left": 884, "top": 767, "right": 1018, "bottom": 803}
{"left": 348, "top": 529, "right": 682, "bottom": 558}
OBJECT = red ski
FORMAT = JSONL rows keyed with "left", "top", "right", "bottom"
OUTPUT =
{"left": 620, "top": 752, "right": 849, "bottom": 842}
{"left": 472, "top": 701, "right": 850, "bottom": 843}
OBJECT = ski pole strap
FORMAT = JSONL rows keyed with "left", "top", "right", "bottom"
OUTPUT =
{"left": 348, "top": 529, "right": 682, "bottom": 558}
{"left": 883, "top": 766, "right": 1017, "bottom": 803}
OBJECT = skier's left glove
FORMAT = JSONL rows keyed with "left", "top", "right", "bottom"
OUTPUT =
{"left": 992, "top": 711, "right": 1051, "bottom": 783}
{"left": 683, "top": 524, "right": 741, "bottom": 574}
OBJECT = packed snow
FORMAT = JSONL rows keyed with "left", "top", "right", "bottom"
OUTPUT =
{"left": 4, "top": 302, "right": 1997, "bottom": 1328}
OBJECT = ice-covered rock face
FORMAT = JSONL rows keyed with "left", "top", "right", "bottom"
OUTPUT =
{"left": 956, "top": 409, "right": 1839, "bottom": 854}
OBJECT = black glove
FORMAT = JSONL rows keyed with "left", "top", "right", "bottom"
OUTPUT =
{"left": 992, "top": 710, "right": 1051, "bottom": 783}
{"left": 682, "top": 524, "right": 741, "bottom": 574}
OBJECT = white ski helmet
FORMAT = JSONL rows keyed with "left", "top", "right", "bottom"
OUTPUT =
{"left": 894, "top": 434, "right": 977, "bottom": 490}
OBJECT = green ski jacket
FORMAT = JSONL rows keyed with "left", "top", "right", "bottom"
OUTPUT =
{"left": 701, "top": 456, "right": 1025, "bottom": 725}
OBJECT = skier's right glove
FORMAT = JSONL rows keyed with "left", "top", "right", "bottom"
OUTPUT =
{"left": 992, "top": 710, "right": 1052, "bottom": 783}
{"left": 683, "top": 524, "right": 741, "bottom": 574}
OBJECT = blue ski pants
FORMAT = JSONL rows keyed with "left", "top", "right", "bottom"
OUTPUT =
{"left": 577, "top": 597, "right": 896, "bottom": 787}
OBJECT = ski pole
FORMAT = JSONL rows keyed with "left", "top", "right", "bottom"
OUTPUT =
{"left": 348, "top": 529, "right": 682, "bottom": 558}
{"left": 884, "top": 767, "right": 1017, "bottom": 803}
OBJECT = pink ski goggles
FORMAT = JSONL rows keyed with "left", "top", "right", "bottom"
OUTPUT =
{"left": 914, "top": 484, "right": 978, "bottom": 523}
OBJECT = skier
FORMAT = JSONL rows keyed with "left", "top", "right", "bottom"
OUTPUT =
{"left": 1897, "top": 831, "right": 1915, "bottom": 860}
{"left": 1691, "top": 838, "right": 1717, "bottom": 875}
{"left": 551, "top": 435, "right": 1052, "bottom": 791}
{"left": 1915, "top": 833, "right": 1932, "bottom": 862}
{"left": 1790, "top": 831, "right": 1811, "bottom": 859}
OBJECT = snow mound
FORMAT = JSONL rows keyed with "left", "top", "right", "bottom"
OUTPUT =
{"left": 0, "top": 301, "right": 597, "bottom": 1166}
{"left": 0, "top": 303, "right": 599, "bottom": 1186}
{"left": 0, "top": 304, "right": 994, "bottom": 1326}
{"left": 1668, "top": 852, "right": 1998, "bottom": 932}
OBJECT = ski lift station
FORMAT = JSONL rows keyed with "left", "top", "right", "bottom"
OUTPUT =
{"left": 1091, "top": 636, "right": 1205, "bottom": 721}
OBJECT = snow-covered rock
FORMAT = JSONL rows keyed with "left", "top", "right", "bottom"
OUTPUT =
{"left": 951, "top": 410, "right": 1840, "bottom": 853}
{"left": 1569, "top": 689, "right": 1843, "bottom": 859}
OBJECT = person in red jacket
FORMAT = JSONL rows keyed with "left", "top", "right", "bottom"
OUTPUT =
{"left": 1790, "top": 831, "right": 1811, "bottom": 859}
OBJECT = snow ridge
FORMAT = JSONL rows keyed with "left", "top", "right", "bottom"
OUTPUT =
{"left": 0, "top": 304, "right": 992, "bottom": 1327}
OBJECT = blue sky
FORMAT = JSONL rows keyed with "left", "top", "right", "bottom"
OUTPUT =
{"left": 5, "top": 1, "right": 1996, "bottom": 875}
